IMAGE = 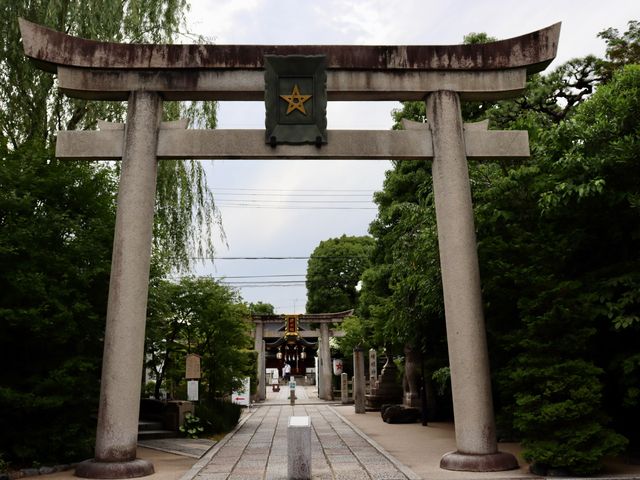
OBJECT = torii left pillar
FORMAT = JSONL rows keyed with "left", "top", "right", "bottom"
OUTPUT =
{"left": 76, "top": 91, "right": 161, "bottom": 478}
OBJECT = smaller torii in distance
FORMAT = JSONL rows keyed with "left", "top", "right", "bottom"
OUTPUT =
{"left": 20, "top": 19, "right": 560, "bottom": 478}
{"left": 251, "top": 310, "right": 354, "bottom": 402}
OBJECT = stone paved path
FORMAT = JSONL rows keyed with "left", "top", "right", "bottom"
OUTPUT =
{"left": 187, "top": 404, "right": 417, "bottom": 480}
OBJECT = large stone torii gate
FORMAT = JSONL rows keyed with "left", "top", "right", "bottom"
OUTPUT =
{"left": 20, "top": 19, "right": 560, "bottom": 478}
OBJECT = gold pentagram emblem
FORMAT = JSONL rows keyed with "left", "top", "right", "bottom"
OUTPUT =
{"left": 280, "top": 84, "right": 312, "bottom": 115}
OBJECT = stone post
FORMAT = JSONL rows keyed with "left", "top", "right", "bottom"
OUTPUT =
{"left": 369, "top": 348, "right": 377, "bottom": 385}
{"left": 76, "top": 91, "right": 161, "bottom": 478}
{"left": 340, "top": 373, "right": 349, "bottom": 404}
{"left": 319, "top": 323, "right": 332, "bottom": 400}
{"left": 426, "top": 90, "right": 517, "bottom": 472}
{"left": 353, "top": 348, "right": 366, "bottom": 414}
{"left": 403, "top": 344, "right": 421, "bottom": 408}
{"left": 253, "top": 321, "right": 266, "bottom": 401}
{"left": 288, "top": 416, "right": 311, "bottom": 480}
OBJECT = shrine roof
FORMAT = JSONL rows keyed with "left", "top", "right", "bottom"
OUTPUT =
{"left": 20, "top": 19, "right": 559, "bottom": 75}
{"left": 251, "top": 310, "right": 354, "bottom": 323}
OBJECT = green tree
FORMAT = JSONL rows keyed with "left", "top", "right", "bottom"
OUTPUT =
{"left": 597, "top": 20, "right": 640, "bottom": 81}
{"left": 0, "top": 1, "right": 220, "bottom": 269}
{"left": 145, "top": 277, "right": 255, "bottom": 400}
{"left": 0, "top": 143, "right": 115, "bottom": 464}
{"left": 0, "top": 0, "right": 220, "bottom": 466}
{"left": 371, "top": 24, "right": 640, "bottom": 472}
{"left": 249, "top": 302, "right": 276, "bottom": 315}
{"left": 306, "top": 235, "right": 374, "bottom": 313}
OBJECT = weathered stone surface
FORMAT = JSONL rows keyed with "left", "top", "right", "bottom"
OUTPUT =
{"left": 440, "top": 451, "right": 518, "bottom": 472}
{"left": 402, "top": 345, "right": 421, "bottom": 408}
{"left": 427, "top": 91, "right": 517, "bottom": 471}
{"left": 254, "top": 321, "right": 265, "bottom": 401}
{"left": 75, "top": 459, "right": 154, "bottom": 479}
{"left": 55, "top": 67, "right": 528, "bottom": 101}
{"left": 319, "top": 324, "right": 332, "bottom": 401}
{"left": 353, "top": 349, "right": 366, "bottom": 414}
{"left": 366, "top": 355, "right": 403, "bottom": 411}
{"left": 88, "top": 91, "right": 162, "bottom": 477}
{"left": 380, "top": 405, "right": 420, "bottom": 424}
{"left": 428, "top": 90, "right": 495, "bottom": 455}
{"left": 20, "top": 18, "right": 559, "bottom": 73}
{"left": 20, "top": 19, "right": 559, "bottom": 101}
{"left": 56, "top": 126, "right": 529, "bottom": 161}
{"left": 287, "top": 416, "right": 311, "bottom": 480}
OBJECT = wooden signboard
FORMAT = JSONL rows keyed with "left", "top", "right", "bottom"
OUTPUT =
{"left": 185, "top": 353, "right": 201, "bottom": 379}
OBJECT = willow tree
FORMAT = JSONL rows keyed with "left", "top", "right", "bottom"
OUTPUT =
{"left": 0, "top": 0, "right": 220, "bottom": 269}
{"left": 0, "top": 0, "right": 219, "bottom": 465}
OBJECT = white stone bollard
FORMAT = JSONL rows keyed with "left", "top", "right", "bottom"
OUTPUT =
{"left": 288, "top": 416, "right": 311, "bottom": 480}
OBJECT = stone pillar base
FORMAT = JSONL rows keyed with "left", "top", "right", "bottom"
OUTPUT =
{"left": 440, "top": 451, "right": 518, "bottom": 472}
{"left": 75, "top": 458, "right": 154, "bottom": 478}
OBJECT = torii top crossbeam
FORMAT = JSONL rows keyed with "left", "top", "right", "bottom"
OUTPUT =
{"left": 19, "top": 19, "right": 560, "bottom": 101}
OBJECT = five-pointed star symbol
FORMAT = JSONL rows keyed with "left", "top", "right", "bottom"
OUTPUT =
{"left": 280, "top": 84, "right": 312, "bottom": 115}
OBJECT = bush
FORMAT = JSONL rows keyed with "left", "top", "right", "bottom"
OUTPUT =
{"left": 511, "top": 359, "right": 627, "bottom": 474}
{"left": 197, "top": 399, "right": 242, "bottom": 434}
{"left": 0, "top": 387, "right": 96, "bottom": 466}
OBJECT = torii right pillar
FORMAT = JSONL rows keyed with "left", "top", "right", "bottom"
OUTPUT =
{"left": 427, "top": 91, "right": 518, "bottom": 472}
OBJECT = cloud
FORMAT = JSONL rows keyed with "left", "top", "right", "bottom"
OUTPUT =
{"left": 188, "top": 0, "right": 265, "bottom": 43}
{"left": 187, "top": 0, "right": 638, "bottom": 313}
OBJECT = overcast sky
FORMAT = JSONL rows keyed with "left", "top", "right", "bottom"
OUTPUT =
{"left": 185, "top": 0, "right": 637, "bottom": 314}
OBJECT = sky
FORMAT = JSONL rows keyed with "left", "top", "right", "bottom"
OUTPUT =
{"left": 184, "top": 0, "right": 638, "bottom": 314}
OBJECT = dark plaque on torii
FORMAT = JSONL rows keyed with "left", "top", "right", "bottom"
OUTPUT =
{"left": 264, "top": 55, "right": 327, "bottom": 147}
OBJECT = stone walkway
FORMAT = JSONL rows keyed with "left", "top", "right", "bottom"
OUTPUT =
{"left": 183, "top": 404, "right": 418, "bottom": 480}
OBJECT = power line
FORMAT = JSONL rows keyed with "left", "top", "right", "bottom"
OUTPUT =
{"left": 216, "top": 204, "right": 376, "bottom": 210}
{"left": 214, "top": 192, "right": 374, "bottom": 197}
{"left": 191, "top": 256, "right": 365, "bottom": 260}
{"left": 211, "top": 187, "right": 376, "bottom": 192}
{"left": 210, "top": 274, "right": 306, "bottom": 279}
{"left": 222, "top": 284, "right": 306, "bottom": 288}
{"left": 215, "top": 199, "right": 373, "bottom": 204}
{"left": 220, "top": 280, "right": 307, "bottom": 285}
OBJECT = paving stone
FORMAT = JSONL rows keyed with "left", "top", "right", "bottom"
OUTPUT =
{"left": 184, "top": 404, "right": 415, "bottom": 480}
{"left": 196, "top": 474, "right": 230, "bottom": 480}
{"left": 333, "top": 472, "right": 370, "bottom": 480}
{"left": 325, "top": 455, "right": 359, "bottom": 464}
{"left": 368, "top": 472, "right": 409, "bottom": 480}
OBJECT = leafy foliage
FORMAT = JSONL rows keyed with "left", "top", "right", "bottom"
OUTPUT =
{"left": 196, "top": 399, "right": 242, "bottom": 434}
{"left": 306, "top": 235, "right": 374, "bottom": 313}
{"left": 359, "top": 25, "right": 640, "bottom": 473}
{"left": 179, "top": 413, "right": 204, "bottom": 438}
{"left": 0, "top": 0, "right": 222, "bottom": 466}
{"left": 0, "top": 1, "right": 220, "bottom": 271}
{"left": 145, "top": 277, "right": 255, "bottom": 400}
{"left": 0, "top": 143, "right": 115, "bottom": 464}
